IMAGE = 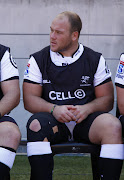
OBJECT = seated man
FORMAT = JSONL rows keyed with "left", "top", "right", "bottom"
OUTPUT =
{"left": 115, "top": 53, "right": 124, "bottom": 135}
{"left": 23, "top": 11, "right": 123, "bottom": 180}
{"left": 0, "top": 44, "right": 21, "bottom": 179}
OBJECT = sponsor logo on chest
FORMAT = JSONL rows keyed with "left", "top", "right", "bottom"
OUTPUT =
{"left": 49, "top": 89, "right": 86, "bottom": 101}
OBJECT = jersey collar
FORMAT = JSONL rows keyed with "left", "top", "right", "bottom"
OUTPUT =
{"left": 50, "top": 43, "right": 84, "bottom": 66}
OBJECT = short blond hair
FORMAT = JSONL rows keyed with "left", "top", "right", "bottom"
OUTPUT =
{"left": 58, "top": 11, "right": 82, "bottom": 37}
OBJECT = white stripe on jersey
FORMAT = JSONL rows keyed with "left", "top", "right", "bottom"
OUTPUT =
{"left": 24, "top": 56, "right": 42, "bottom": 84}
{"left": 94, "top": 55, "right": 111, "bottom": 87}
{"left": 1, "top": 50, "right": 19, "bottom": 82}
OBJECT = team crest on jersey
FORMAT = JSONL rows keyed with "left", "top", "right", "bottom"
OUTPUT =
{"left": 10, "top": 54, "right": 17, "bottom": 68}
{"left": 24, "top": 63, "right": 30, "bottom": 76}
{"left": 80, "top": 76, "right": 91, "bottom": 86}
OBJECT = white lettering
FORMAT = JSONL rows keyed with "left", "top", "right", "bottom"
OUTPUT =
{"left": 49, "top": 89, "right": 85, "bottom": 101}
{"left": 49, "top": 91, "right": 56, "bottom": 100}
{"left": 68, "top": 91, "right": 75, "bottom": 99}
{"left": 62, "top": 92, "right": 69, "bottom": 100}
{"left": 56, "top": 92, "right": 62, "bottom": 100}
{"left": 74, "top": 89, "right": 85, "bottom": 99}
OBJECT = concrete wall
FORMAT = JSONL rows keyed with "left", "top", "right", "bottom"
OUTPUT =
{"left": 0, "top": 0, "right": 124, "bottom": 139}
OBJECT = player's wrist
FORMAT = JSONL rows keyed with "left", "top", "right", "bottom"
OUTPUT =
{"left": 51, "top": 104, "right": 57, "bottom": 115}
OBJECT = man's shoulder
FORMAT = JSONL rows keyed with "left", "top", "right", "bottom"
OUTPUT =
{"left": 30, "top": 46, "right": 50, "bottom": 72}
{"left": 0, "top": 44, "right": 10, "bottom": 61}
{"left": 0, "top": 44, "right": 10, "bottom": 52}
{"left": 83, "top": 46, "right": 102, "bottom": 67}
{"left": 31, "top": 46, "right": 50, "bottom": 59}
{"left": 84, "top": 46, "right": 101, "bottom": 57}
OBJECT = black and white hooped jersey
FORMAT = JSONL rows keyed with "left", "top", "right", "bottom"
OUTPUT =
{"left": 115, "top": 53, "right": 124, "bottom": 88}
{"left": 24, "top": 44, "right": 111, "bottom": 105}
{"left": 0, "top": 44, "right": 19, "bottom": 82}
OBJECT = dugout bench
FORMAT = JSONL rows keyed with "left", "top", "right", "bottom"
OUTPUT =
{"left": 20, "top": 140, "right": 101, "bottom": 180}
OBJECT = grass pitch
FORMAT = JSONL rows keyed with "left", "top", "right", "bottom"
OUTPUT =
{"left": 10, "top": 155, "right": 124, "bottom": 180}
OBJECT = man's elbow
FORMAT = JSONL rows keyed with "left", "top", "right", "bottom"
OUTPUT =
{"left": 107, "top": 96, "right": 114, "bottom": 111}
{"left": 15, "top": 91, "right": 20, "bottom": 107}
{"left": 23, "top": 100, "right": 28, "bottom": 111}
{"left": 23, "top": 100, "right": 32, "bottom": 113}
{"left": 108, "top": 103, "right": 114, "bottom": 112}
{"left": 118, "top": 103, "right": 124, "bottom": 116}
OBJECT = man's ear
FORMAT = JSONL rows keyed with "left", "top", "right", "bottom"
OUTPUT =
{"left": 72, "top": 31, "right": 79, "bottom": 41}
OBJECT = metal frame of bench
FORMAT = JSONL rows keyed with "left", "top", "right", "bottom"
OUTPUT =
{"left": 20, "top": 140, "right": 101, "bottom": 180}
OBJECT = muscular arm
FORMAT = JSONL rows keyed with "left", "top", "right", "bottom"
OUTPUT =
{"left": 88, "top": 81, "right": 114, "bottom": 113}
{"left": 116, "top": 86, "right": 124, "bottom": 115}
{"left": 0, "top": 79, "right": 20, "bottom": 116}
{"left": 72, "top": 81, "right": 114, "bottom": 123}
{"left": 23, "top": 82, "right": 53, "bottom": 114}
{"left": 23, "top": 82, "right": 76, "bottom": 122}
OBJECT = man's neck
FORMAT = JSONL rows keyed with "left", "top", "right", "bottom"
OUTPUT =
{"left": 59, "top": 43, "right": 79, "bottom": 57}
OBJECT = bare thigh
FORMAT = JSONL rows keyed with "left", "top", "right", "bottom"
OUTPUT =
{"left": 89, "top": 113, "right": 122, "bottom": 145}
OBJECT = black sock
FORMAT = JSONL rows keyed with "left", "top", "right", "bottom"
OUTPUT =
{"left": 0, "top": 162, "right": 10, "bottom": 180}
{"left": 0, "top": 146, "right": 16, "bottom": 180}
{"left": 99, "top": 157, "right": 123, "bottom": 180}
{"left": 29, "top": 154, "right": 54, "bottom": 180}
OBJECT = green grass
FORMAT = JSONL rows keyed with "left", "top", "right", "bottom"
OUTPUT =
{"left": 10, "top": 155, "right": 124, "bottom": 180}
{"left": 10, "top": 155, "right": 30, "bottom": 180}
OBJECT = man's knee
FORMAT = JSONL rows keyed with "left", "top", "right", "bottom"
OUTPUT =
{"left": 8, "top": 123, "right": 21, "bottom": 145}
{"left": 29, "top": 119, "right": 48, "bottom": 142}
{"left": 101, "top": 114, "right": 122, "bottom": 144}
{"left": 29, "top": 119, "right": 41, "bottom": 132}
{"left": 104, "top": 114, "right": 122, "bottom": 134}
{"left": 89, "top": 113, "right": 122, "bottom": 144}
{"left": 0, "top": 121, "right": 21, "bottom": 149}
{"left": 95, "top": 113, "right": 121, "bottom": 131}
{"left": 27, "top": 116, "right": 58, "bottom": 142}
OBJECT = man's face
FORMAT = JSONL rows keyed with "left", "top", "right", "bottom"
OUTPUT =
{"left": 50, "top": 16, "right": 73, "bottom": 54}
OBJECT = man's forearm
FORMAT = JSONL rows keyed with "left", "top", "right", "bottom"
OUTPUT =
{"left": 0, "top": 91, "right": 20, "bottom": 116}
{"left": 87, "top": 96, "right": 114, "bottom": 114}
{"left": 24, "top": 95, "right": 54, "bottom": 114}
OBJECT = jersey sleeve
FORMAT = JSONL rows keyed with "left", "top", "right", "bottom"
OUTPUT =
{"left": 1, "top": 50, "right": 19, "bottom": 82}
{"left": 94, "top": 55, "right": 111, "bottom": 87}
{"left": 24, "top": 56, "right": 42, "bottom": 85}
{"left": 115, "top": 53, "right": 124, "bottom": 88}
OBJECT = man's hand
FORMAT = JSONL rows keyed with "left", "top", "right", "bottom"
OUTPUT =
{"left": 53, "top": 105, "right": 77, "bottom": 123}
{"left": 70, "top": 104, "right": 90, "bottom": 123}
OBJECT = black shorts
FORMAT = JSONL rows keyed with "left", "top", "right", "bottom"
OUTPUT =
{"left": 73, "top": 111, "right": 105, "bottom": 144}
{"left": 0, "top": 115, "right": 18, "bottom": 125}
{"left": 27, "top": 111, "right": 104, "bottom": 144}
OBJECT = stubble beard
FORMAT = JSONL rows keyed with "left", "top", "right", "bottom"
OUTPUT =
{"left": 57, "top": 40, "right": 73, "bottom": 55}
